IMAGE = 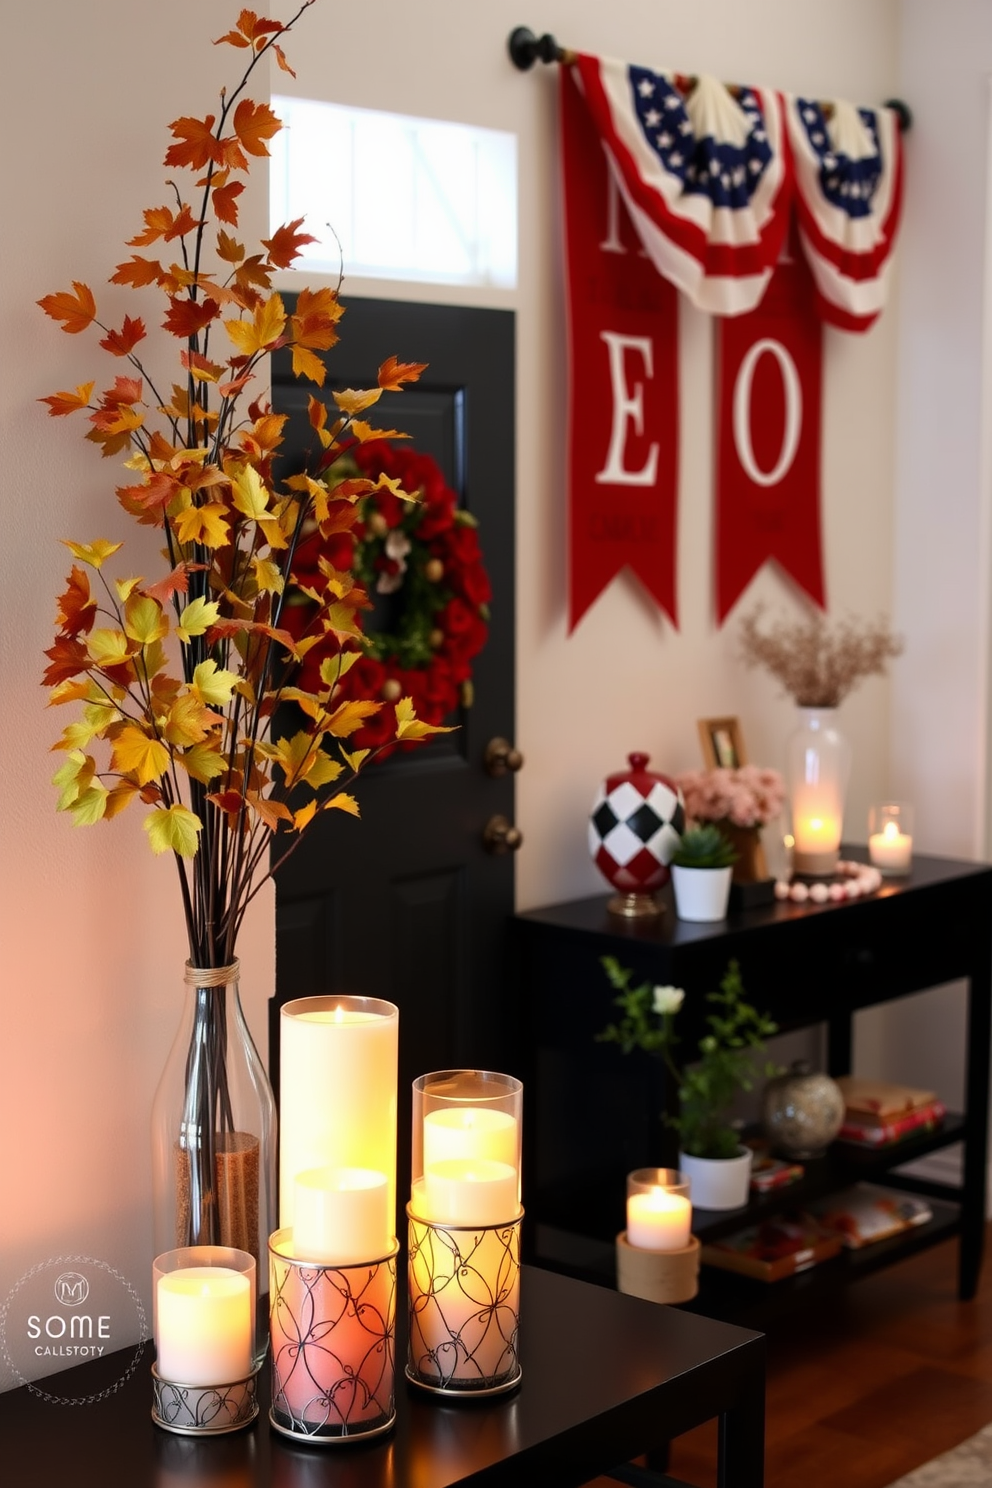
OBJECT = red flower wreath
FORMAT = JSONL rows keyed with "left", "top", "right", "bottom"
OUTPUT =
{"left": 285, "top": 441, "right": 491, "bottom": 754}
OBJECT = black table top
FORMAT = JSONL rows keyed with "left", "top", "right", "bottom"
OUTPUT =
{"left": 515, "top": 849, "right": 992, "bottom": 950}
{"left": 0, "top": 1265, "right": 762, "bottom": 1488}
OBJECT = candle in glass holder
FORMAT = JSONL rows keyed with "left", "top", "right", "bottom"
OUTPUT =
{"left": 868, "top": 802, "right": 913, "bottom": 875}
{"left": 155, "top": 1266, "right": 252, "bottom": 1385}
{"left": 279, "top": 996, "right": 398, "bottom": 1228}
{"left": 625, "top": 1169, "right": 692, "bottom": 1252}
{"left": 412, "top": 1070, "right": 523, "bottom": 1213}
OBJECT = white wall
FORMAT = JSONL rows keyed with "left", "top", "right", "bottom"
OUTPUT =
{"left": 0, "top": 1, "right": 275, "bottom": 1387}
{"left": 853, "top": 0, "right": 992, "bottom": 1135}
{"left": 1, "top": 0, "right": 936, "bottom": 1384}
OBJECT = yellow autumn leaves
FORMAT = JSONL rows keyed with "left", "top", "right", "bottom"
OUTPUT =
{"left": 37, "top": 2, "right": 443, "bottom": 937}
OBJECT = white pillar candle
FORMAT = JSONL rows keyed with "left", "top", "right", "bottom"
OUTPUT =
{"left": 416, "top": 1159, "right": 519, "bottom": 1228}
{"left": 423, "top": 1107, "right": 518, "bottom": 1170}
{"left": 280, "top": 998, "right": 398, "bottom": 1229}
{"left": 626, "top": 1189, "right": 693, "bottom": 1252}
{"left": 156, "top": 1267, "right": 252, "bottom": 1385}
{"left": 293, "top": 1166, "right": 390, "bottom": 1265}
{"left": 869, "top": 820, "right": 913, "bottom": 873}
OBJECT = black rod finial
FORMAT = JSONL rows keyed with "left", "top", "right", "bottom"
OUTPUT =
{"left": 508, "top": 26, "right": 564, "bottom": 70}
{"left": 883, "top": 97, "right": 913, "bottom": 132}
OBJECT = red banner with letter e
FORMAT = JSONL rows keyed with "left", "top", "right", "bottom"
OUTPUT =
{"left": 560, "top": 66, "right": 679, "bottom": 633}
{"left": 715, "top": 237, "right": 825, "bottom": 622}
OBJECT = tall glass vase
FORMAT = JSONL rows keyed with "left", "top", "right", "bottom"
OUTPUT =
{"left": 786, "top": 707, "right": 852, "bottom": 876}
{"left": 151, "top": 961, "right": 276, "bottom": 1277}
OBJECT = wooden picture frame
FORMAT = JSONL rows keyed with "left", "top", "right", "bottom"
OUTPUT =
{"left": 698, "top": 717, "right": 747, "bottom": 771}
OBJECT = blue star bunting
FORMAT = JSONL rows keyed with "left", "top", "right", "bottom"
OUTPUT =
{"left": 627, "top": 66, "right": 772, "bottom": 208}
{"left": 794, "top": 98, "right": 882, "bottom": 219}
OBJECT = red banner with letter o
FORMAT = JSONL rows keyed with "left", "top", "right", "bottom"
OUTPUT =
{"left": 561, "top": 66, "right": 680, "bottom": 633}
{"left": 715, "top": 240, "right": 825, "bottom": 623}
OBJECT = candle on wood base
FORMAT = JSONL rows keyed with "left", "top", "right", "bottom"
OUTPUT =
{"left": 616, "top": 1231, "right": 701, "bottom": 1305}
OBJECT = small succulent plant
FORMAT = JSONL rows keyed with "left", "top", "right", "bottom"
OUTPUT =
{"left": 672, "top": 823, "right": 739, "bottom": 870}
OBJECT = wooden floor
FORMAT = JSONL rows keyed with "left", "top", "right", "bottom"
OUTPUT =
{"left": 598, "top": 1225, "right": 992, "bottom": 1488}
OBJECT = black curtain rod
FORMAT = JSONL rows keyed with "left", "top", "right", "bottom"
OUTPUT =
{"left": 507, "top": 25, "right": 913, "bottom": 132}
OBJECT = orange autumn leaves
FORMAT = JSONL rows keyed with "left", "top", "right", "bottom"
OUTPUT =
{"left": 37, "top": 2, "right": 436, "bottom": 935}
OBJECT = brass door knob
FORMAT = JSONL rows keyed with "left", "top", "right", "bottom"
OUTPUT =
{"left": 484, "top": 737, "right": 524, "bottom": 777}
{"left": 483, "top": 815, "right": 523, "bottom": 854}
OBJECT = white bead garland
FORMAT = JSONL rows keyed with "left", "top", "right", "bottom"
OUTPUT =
{"left": 774, "top": 859, "right": 883, "bottom": 904}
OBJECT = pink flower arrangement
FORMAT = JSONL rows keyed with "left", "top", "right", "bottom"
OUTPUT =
{"left": 676, "top": 766, "right": 786, "bottom": 829}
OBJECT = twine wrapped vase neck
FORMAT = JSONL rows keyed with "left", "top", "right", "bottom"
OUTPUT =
{"left": 185, "top": 960, "right": 240, "bottom": 987}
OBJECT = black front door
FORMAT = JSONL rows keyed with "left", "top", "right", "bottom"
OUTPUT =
{"left": 268, "top": 297, "right": 518, "bottom": 1150}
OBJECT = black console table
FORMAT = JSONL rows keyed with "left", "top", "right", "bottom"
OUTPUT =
{"left": 514, "top": 851, "right": 992, "bottom": 1325}
{"left": 0, "top": 1266, "right": 764, "bottom": 1488}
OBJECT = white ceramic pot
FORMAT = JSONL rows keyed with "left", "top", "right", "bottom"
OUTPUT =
{"left": 671, "top": 864, "right": 733, "bottom": 922}
{"left": 679, "top": 1146, "right": 753, "bottom": 1211}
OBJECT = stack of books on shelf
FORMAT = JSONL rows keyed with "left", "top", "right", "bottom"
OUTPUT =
{"left": 835, "top": 1076, "right": 946, "bottom": 1147}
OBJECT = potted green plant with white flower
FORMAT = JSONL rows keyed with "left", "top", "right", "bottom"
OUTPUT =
{"left": 599, "top": 957, "right": 780, "bottom": 1209}
{"left": 670, "top": 823, "right": 738, "bottom": 922}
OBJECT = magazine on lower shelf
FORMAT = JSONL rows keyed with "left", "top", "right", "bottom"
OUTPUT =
{"left": 806, "top": 1183, "right": 933, "bottom": 1248}
{"left": 700, "top": 1212, "right": 843, "bottom": 1283}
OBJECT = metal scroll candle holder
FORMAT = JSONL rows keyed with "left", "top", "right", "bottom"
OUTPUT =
{"left": 269, "top": 1228, "right": 399, "bottom": 1444}
{"left": 407, "top": 1069, "right": 523, "bottom": 1396}
{"left": 152, "top": 1246, "right": 260, "bottom": 1436}
{"left": 406, "top": 1208, "right": 522, "bottom": 1395}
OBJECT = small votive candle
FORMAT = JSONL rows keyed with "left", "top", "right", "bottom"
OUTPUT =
{"left": 626, "top": 1168, "right": 692, "bottom": 1252}
{"left": 868, "top": 802, "right": 913, "bottom": 875}
{"left": 153, "top": 1247, "right": 255, "bottom": 1386}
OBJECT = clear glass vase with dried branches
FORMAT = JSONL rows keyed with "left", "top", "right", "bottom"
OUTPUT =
{"left": 40, "top": 5, "right": 445, "bottom": 1273}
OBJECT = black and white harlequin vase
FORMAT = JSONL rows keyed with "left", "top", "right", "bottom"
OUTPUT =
{"left": 589, "top": 753, "right": 685, "bottom": 918}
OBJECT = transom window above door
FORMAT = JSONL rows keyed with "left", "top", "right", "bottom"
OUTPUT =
{"left": 270, "top": 96, "right": 518, "bottom": 289}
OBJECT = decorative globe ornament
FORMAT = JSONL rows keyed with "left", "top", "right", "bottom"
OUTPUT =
{"left": 762, "top": 1060, "right": 845, "bottom": 1158}
{"left": 589, "top": 753, "right": 685, "bottom": 918}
